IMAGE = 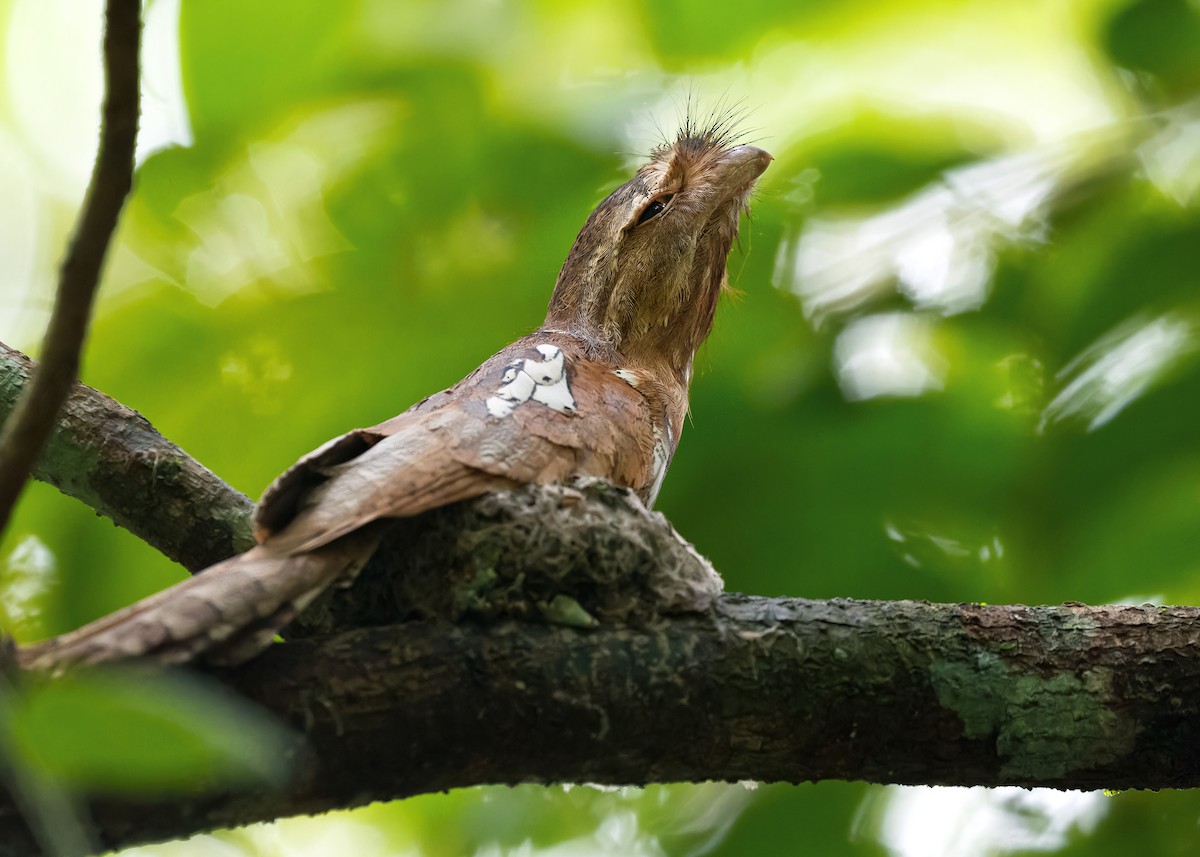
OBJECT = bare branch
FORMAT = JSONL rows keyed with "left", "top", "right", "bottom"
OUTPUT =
{"left": 0, "top": 342, "right": 254, "bottom": 571}
{"left": 2, "top": 596, "right": 1198, "bottom": 854}
{"left": 0, "top": 0, "right": 141, "bottom": 536}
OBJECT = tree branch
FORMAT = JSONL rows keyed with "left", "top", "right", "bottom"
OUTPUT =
{"left": 0, "top": 342, "right": 254, "bottom": 571}
{"left": 0, "top": 352, "right": 1192, "bottom": 848}
{"left": 2, "top": 332, "right": 1192, "bottom": 853}
{"left": 0, "top": 0, "right": 141, "bottom": 537}
{"left": 2, "top": 595, "right": 1197, "bottom": 854}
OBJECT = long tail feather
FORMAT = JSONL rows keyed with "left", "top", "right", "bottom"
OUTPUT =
{"left": 18, "top": 530, "right": 379, "bottom": 672}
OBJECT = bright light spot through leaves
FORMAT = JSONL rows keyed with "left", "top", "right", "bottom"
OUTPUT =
{"left": 870, "top": 785, "right": 1107, "bottom": 857}
{"left": 2, "top": 535, "right": 56, "bottom": 636}
{"left": 775, "top": 136, "right": 1110, "bottom": 324}
{"left": 834, "top": 313, "right": 946, "bottom": 401}
{"left": 1040, "top": 312, "right": 1199, "bottom": 432}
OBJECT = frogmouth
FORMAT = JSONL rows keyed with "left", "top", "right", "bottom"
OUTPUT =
{"left": 21, "top": 122, "right": 771, "bottom": 670}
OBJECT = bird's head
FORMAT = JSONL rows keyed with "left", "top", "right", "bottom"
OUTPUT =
{"left": 545, "top": 124, "right": 771, "bottom": 382}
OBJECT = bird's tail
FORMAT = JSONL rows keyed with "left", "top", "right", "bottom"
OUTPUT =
{"left": 18, "top": 530, "right": 379, "bottom": 673}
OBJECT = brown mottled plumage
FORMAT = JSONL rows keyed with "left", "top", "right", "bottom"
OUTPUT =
{"left": 20, "top": 125, "right": 771, "bottom": 671}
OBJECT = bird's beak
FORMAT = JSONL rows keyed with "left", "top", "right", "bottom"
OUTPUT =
{"left": 723, "top": 145, "right": 773, "bottom": 180}
{"left": 711, "top": 145, "right": 772, "bottom": 207}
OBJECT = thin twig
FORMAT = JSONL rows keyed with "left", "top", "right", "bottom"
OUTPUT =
{"left": 0, "top": 0, "right": 141, "bottom": 537}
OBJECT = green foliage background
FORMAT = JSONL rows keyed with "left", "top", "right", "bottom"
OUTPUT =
{"left": 1, "top": 0, "right": 1199, "bottom": 853}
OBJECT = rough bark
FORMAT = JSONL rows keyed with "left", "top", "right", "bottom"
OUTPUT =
{"left": 0, "top": 342, "right": 254, "bottom": 571}
{"left": 4, "top": 341, "right": 1199, "bottom": 854}
{"left": 2, "top": 595, "right": 1199, "bottom": 854}
{"left": 291, "top": 479, "right": 724, "bottom": 637}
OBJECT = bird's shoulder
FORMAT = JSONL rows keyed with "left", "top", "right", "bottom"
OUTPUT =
{"left": 405, "top": 331, "right": 677, "bottom": 490}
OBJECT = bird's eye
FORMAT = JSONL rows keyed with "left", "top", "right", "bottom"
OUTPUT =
{"left": 636, "top": 193, "right": 674, "bottom": 225}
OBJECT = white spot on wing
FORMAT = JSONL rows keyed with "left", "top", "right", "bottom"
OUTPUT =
{"left": 532, "top": 376, "right": 576, "bottom": 411}
{"left": 496, "top": 369, "right": 536, "bottom": 402}
{"left": 524, "top": 349, "right": 563, "bottom": 384}
{"left": 486, "top": 343, "right": 576, "bottom": 418}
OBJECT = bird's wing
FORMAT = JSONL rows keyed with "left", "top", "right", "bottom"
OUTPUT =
{"left": 256, "top": 334, "right": 662, "bottom": 556}
{"left": 21, "top": 338, "right": 663, "bottom": 672}
{"left": 258, "top": 417, "right": 515, "bottom": 555}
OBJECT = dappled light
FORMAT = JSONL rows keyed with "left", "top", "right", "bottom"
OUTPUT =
{"left": 833, "top": 313, "right": 945, "bottom": 400}
{"left": 1138, "top": 101, "right": 1200, "bottom": 205}
{"left": 868, "top": 786, "right": 1107, "bottom": 857}
{"left": 0, "top": 0, "right": 191, "bottom": 344}
{"left": 1040, "top": 312, "right": 1198, "bottom": 433}
{"left": 884, "top": 520, "right": 1005, "bottom": 574}
{"left": 171, "top": 102, "right": 399, "bottom": 304}
{"left": 777, "top": 126, "right": 1132, "bottom": 324}
{"left": 0, "top": 534, "right": 55, "bottom": 637}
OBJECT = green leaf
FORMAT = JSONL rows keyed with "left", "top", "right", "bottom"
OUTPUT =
{"left": 637, "top": 0, "right": 846, "bottom": 64}
{"left": 6, "top": 667, "right": 295, "bottom": 795}
{"left": 1104, "top": 0, "right": 1200, "bottom": 97}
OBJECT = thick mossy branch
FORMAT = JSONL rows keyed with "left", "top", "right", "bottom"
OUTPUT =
{"left": 224, "top": 598, "right": 1200, "bottom": 798}
{"left": 291, "top": 479, "right": 724, "bottom": 636}
{"left": 0, "top": 342, "right": 254, "bottom": 571}
{"left": 3, "top": 350, "right": 1199, "bottom": 852}
{"left": 4, "top": 595, "right": 1200, "bottom": 854}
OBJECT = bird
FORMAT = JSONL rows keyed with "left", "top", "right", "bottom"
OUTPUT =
{"left": 20, "top": 120, "right": 772, "bottom": 671}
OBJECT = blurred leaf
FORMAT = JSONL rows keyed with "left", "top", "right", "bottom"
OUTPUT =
{"left": 712, "top": 782, "right": 886, "bottom": 857}
{"left": 7, "top": 668, "right": 294, "bottom": 794}
{"left": 1011, "top": 789, "right": 1200, "bottom": 857}
{"left": 804, "top": 117, "right": 982, "bottom": 207}
{"left": 1104, "top": 0, "right": 1200, "bottom": 97}
{"left": 179, "top": 0, "right": 360, "bottom": 140}
{"left": 636, "top": 0, "right": 845, "bottom": 64}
